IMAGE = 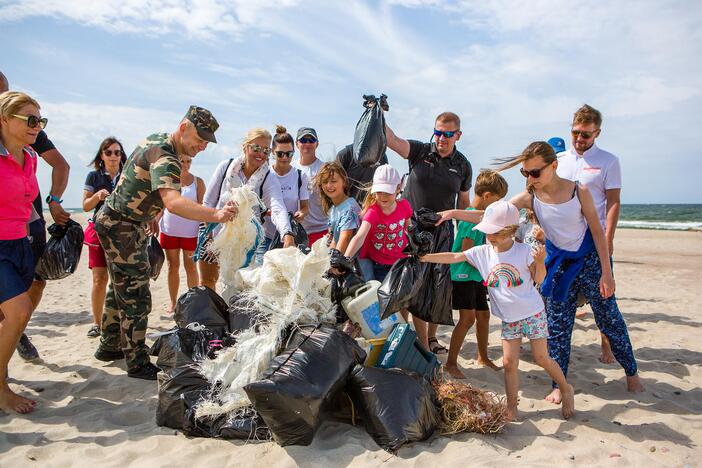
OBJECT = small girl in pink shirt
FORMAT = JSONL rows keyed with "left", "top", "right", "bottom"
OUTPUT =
{"left": 344, "top": 164, "right": 412, "bottom": 283}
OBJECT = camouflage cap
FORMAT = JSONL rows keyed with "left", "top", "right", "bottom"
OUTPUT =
{"left": 185, "top": 105, "right": 219, "bottom": 143}
{"left": 296, "top": 127, "right": 318, "bottom": 140}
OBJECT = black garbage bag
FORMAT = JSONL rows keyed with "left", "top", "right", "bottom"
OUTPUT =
{"left": 156, "top": 364, "right": 210, "bottom": 430}
{"left": 149, "top": 328, "right": 217, "bottom": 372}
{"left": 183, "top": 399, "right": 271, "bottom": 440}
{"left": 35, "top": 219, "right": 84, "bottom": 280}
{"left": 174, "top": 286, "right": 229, "bottom": 337}
{"left": 347, "top": 365, "right": 439, "bottom": 453}
{"left": 327, "top": 249, "right": 365, "bottom": 323}
{"left": 269, "top": 213, "right": 309, "bottom": 250}
{"left": 377, "top": 226, "right": 433, "bottom": 319}
{"left": 244, "top": 325, "right": 366, "bottom": 446}
{"left": 227, "top": 293, "right": 265, "bottom": 335}
{"left": 353, "top": 94, "right": 388, "bottom": 167}
{"left": 148, "top": 235, "right": 165, "bottom": 280}
{"left": 408, "top": 209, "right": 454, "bottom": 326}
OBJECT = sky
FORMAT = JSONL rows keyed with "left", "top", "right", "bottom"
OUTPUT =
{"left": 2, "top": 0, "right": 701, "bottom": 207}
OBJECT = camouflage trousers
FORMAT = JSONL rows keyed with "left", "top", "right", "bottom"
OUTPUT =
{"left": 94, "top": 206, "right": 152, "bottom": 370}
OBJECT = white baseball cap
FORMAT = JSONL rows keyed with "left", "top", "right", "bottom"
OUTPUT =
{"left": 473, "top": 200, "right": 520, "bottom": 234}
{"left": 371, "top": 164, "right": 401, "bottom": 194}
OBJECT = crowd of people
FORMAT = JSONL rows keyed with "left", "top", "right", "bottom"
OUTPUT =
{"left": 0, "top": 69, "right": 643, "bottom": 420}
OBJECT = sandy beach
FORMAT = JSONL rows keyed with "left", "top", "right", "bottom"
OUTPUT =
{"left": 1, "top": 214, "right": 700, "bottom": 467}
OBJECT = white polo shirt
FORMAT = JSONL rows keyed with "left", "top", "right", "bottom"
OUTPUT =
{"left": 556, "top": 144, "right": 622, "bottom": 228}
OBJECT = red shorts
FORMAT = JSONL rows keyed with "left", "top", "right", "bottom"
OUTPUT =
{"left": 307, "top": 229, "right": 329, "bottom": 247}
{"left": 159, "top": 232, "right": 197, "bottom": 251}
{"left": 88, "top": 243, "right": 107, "bottom": 269}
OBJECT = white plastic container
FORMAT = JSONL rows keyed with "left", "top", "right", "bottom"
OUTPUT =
{"left": 342, "top": 281, "right": 406, "bottom": 339}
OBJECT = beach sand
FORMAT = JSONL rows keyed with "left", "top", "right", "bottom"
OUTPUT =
{"left": 1, "top": 215, "right": 700, "bottom": 467}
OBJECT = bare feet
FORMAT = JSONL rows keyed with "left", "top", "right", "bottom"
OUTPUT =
{"left": 560, "top": 384, "right": 575, "bottom": 419}
{"left": 599, "top": 346, "right": 616, "bottom": 364}
{"left": 627, "top": 375, "right": 645, "bottom": 393}
{"left": 545, "top": 387, "right": 562, "bottom": 404}
{"left": 444, "top": 363, "right": 466, "bottom": 379}
{"left": 0, "top": 386, "right": 37, "bottom": 414}
{"left": 476, "top": 357, "right": 501, "bottom": 371}
{"left": 505, "top": 404, "right": 519, "bottom": 422}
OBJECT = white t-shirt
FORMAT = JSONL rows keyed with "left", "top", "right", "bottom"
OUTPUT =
{"left": 556, "top": 144, "right": 622, "bottom": 228}
{"left": 464, "top": 242, "right": 544, "bottom": 323}
{"left": 263, "top": 166, "right": 310, "bottom": 239}
{"left": 293, "top": 158, "right": 328, "bottom": 234}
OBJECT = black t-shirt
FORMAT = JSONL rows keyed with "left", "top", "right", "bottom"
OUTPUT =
{"left": 402, "top": 140, "right": 472, "bottom": 212}
{"left": 336, "top": 144, "right": 389, "bottom": 204}
{"left": 29, "top": 130, "right": 57, "bottom": 214}
{"left": 84, "top": 169, "right": 121, "bottom": 217}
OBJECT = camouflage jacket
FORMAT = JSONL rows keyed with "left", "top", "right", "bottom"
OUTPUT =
{"left": 106, "top": 133, "right": 181, "bottom": 222}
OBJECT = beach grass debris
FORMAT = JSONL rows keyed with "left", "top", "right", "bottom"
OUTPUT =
{"left": 433, "top": 379, "right": 508, "bottom": 435}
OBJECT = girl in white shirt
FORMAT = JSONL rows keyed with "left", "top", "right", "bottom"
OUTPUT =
{"left": 421, "top": 201, "right": 574, "bottom": 421}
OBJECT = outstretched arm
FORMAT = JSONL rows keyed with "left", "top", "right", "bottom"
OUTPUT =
{"left": 579, "top": 185, "right": 614, "bottom": 298}
{"left": 41, "top": 148, "right": 71, "bottom": 225}
{"left": 385, "top": 123, "right": 410, "bottom": 159}
{"left": 344, "top": 221, "right": 371, "bottom": 258}
{"left": 420, "top": 252, "right": 469, "bottom": 265}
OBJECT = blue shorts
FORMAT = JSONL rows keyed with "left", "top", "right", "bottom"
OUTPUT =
{"left": 0, "top": 238, "right": 35, "bottom": 304}
{"left": 28, "top": 218, "right": 47, "bottom": 281}
{"left": 358, "top": 258, "right": 392, "bottom": 282}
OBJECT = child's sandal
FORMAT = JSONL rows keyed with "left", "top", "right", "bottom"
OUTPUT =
{"left": 428, "top": 337, "right": 448, "bottom": 355}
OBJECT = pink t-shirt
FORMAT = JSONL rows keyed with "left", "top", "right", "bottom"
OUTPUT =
{"left": 362, "top": 198, "right": 413, "bottom": 265}
{"left": 0, "top": 144, "right": 39, "bottom": 240}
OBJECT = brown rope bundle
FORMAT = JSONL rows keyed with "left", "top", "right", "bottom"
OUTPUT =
{"left": 433, "top": 380, "right": 508, "bottom": 435}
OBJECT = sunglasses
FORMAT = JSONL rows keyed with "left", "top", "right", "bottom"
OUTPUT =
{"left": 248, "top": 143, "right": 271, "bottom": 155}
{"left": 103, "top": 149, "right": 123, "bottom": 157}
{"left": 298, "top": 137, "right": 318, "bottom": 144}
{"left": 571, "top": 129, "right": 596, "bottom": 139}
{"left": 274, "top": 150, "right": 294, "bottom": 158}
{"left": 520, "top": 163, "right": 552, "bottom": 179}
{"left": 433, "top": 128, "right": 459, "bottom": 139}
{"left": 12, "top": 114, "right": 48, "bottom": 129}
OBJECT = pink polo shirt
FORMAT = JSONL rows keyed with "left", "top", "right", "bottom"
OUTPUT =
{"left": 0, "top": 143, "right": 39, "bottom": 240}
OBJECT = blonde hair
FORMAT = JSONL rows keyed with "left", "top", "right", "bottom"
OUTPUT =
{"left": 493, "top": 141, "right": 557, "bottom": 172}
{"left": 573, "top": 104, "right": 602, "bottom": 127}
{"left": 241, "top": 127, "right": 272, "bottom": 153}
{"left": 474, "top": 169, "right": 508, "bottom": 197}
{"left": 0, "top": 91, "right": 40, "bottom": 126}
{"left": 435, "top": 111, "right": 460, "bottom": 129}
{"left": 314, "top": 161, "right": 350, "bottom": 214}
{"left": 494, "top": 225, "right": 519, "bottom": 238}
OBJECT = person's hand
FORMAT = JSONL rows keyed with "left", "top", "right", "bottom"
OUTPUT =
{"left": 214, "top": 201, "right": 238, "bottom": 223}
{"left": 96, "top": 189, "right": 110, "bottom": 201}
{"left": 599, "top": 273, "right": 615, "bottom": 298}
{"left": 48, "top": 202, "right": 70, "bottom": 225}
{"left": 328, "top": 266, "right": 344, "bottom": 276}
{"left": 435, "top": 210, "right": 454, "bottom": 226}
{"left": 282, "top": 233, "right": 295, "bottom": 248}
{"left": 533, "top": 225, "right": 545, "bottom": 243}
{"left": 293, "top": 210, "right": 306, "bottom": 221}
{"left": 146, "top": 219, "right": 160, "bottom": 236}
{"left": 532, "top": 243, "right": 546, "bottom": 263}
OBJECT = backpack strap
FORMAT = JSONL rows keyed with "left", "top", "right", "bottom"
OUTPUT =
{"left": 297, "top": 169, "right": 303, "bottom": 196}
{"left": 216, "top": 158, "right": 234, "bottom": 206}
{"left": 259, "top": 169, "right": 270, "bottom": 223}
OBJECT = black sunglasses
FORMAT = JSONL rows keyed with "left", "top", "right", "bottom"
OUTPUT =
{"left": 433, "top": 128, "right": 459, "bottom": 139}
{"left": 12, "top": 114, "right": 48, "bottom": 129}
{"left": 520, "top": 163, "right": 552, "bottom": 179}
{"left": 103, "top": 149, "right": 123, "bottom": 157}
{"left": 571, "top": 129, "right": 596, "bottom": 139}
{"left": 274, "top": 150, "right": 294, "bottom": 158}
{"left": 298, "top": 137, "right": 318, "bottom": 144}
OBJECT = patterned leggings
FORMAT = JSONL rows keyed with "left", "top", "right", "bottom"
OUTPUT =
{"left": 546, "top": 250, "right": 637, "bottom": 387}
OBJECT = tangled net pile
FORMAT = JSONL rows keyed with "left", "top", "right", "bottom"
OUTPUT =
{"left": 195, "top": 240, "right": 335, "bottom": 418}
{"left": 209, "top": 186, "right": 263, "bottom": 285}
{"left": 433, "top": 380, "right": 508, "bottom": 434}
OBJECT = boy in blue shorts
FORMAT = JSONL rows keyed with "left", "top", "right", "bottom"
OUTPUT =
{"left": 446, "top": 169, "right": 508, "bottom": 378}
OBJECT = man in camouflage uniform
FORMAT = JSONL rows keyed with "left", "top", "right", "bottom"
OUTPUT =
{"left": 94, "top": 106, "right": 238, "bottom": 380}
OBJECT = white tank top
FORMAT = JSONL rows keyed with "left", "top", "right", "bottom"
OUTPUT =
{"left": 532, "top": 186, "right": 587, "bottom": 252}
{"left": 159, "top": 179, "right": 200, "bottom": 238}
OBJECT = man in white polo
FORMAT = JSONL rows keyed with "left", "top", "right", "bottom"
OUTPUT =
{"left": 557, "top": 104, "right": 621, "bottom": 364}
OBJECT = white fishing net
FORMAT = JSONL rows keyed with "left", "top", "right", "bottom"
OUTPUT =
{"left": 196, "top": 239, "right": 335, "bottom": 418}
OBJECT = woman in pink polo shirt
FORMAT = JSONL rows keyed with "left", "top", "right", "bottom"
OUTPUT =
{"left": 0, "top": 91, "right": 42, "bottom": 414}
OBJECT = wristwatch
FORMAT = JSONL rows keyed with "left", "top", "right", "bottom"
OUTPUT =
{"left": 46, "top": 194, "right": 63, "bottom": 205}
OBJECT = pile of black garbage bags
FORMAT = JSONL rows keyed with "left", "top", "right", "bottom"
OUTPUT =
{"left": 153, "top": 285, "right": 441, "bottom": 453}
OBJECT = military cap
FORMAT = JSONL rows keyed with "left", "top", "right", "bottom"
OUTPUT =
{"left": 185, "top": 105, "right": 219, "bottom": 143}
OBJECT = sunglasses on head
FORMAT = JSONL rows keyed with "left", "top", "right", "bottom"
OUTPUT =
{"left": 274, "top": 150, "right": 294, "bottom": 158}
{"left": 248, "top": 143, "right": 271, "bottom": 155}
{"left": 520, "top": 163, "right": 552, "bottom": 179}
{"left": 433, "top": 128, "right": 459, "bottom": 139}
{"left": 298, "top": 137, "right": 317, "bottom": 144}
{"left": 12, "top": 114, "right": 48, "bottom": 130}
{"left": 571, "top": 129, "right": 596, "bottom": 139}
{"left": 103, "top": 149, "right": 122, "bottom": 157}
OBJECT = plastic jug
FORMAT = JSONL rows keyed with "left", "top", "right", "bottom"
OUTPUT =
{"left": 342, "top": 280, "right": 406, "bottom": 339}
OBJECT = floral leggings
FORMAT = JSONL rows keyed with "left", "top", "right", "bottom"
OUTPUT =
{"left": 546, "top": 250, "right": 637, "bottom": 387}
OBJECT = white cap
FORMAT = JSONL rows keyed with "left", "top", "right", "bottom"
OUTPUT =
{"left": 371, "top": 164, "right": 401, "bottom": 194}
{"left": 473, "top": 200, "right": 520, "bottom": 234}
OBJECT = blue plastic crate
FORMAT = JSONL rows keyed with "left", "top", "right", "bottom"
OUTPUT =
{"left": 376, "top": 323, "right": 440, "bottom": 379}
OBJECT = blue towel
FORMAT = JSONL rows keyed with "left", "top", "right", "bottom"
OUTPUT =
{"left": 540, "top": 229, "right": 595, "bottom": 301}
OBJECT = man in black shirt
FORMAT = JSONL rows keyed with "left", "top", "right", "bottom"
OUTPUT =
{"left": 335, "top": 143, "right": 389, "bottom": 204}
{"left": 385, "top": 111, "right": 472, "bottom": 353}
{"left": 1, "top": 71, "right": 71, "bottom": 361}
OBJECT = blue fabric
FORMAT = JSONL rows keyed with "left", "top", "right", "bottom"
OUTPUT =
{"left": 540, "top": 229, "right": 595, "bottom": 301}
{"left": 0, "top": 238, "right": 34, "bottom": 303}
{"left": 328, "top": 197, "right": 361, "bottom": 242}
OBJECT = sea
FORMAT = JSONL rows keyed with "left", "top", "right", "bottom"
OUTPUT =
{"left": 63, "top": 204, "right": 702, "bottom": 232}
